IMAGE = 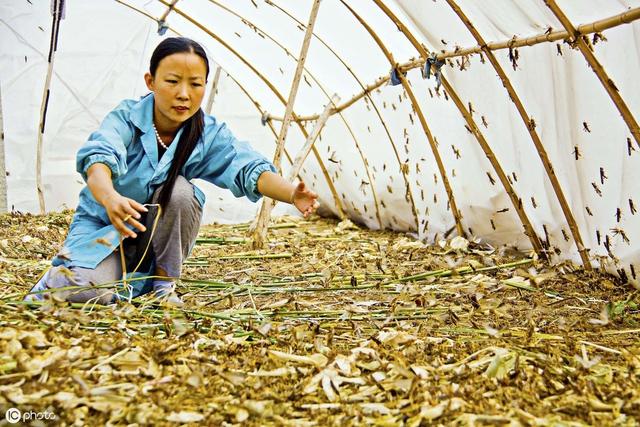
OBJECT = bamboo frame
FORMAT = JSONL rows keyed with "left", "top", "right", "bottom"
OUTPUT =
{"left": 443, "top": 0, "right": 587, "bottom": 265}
{"left": 29, "top": 0, "right": 638, "bottom": 261}
{"left": 252, "top": 0, "right": 322, "bottom": 249}
{"left": 156, "top": 0, "right": 346, "bottom": 218}
{"left": 544, "top": 0, "right": 640, "bottom": 148}
{"left": 204, "top": 65, "right": 221, "bottom": 115}
{"left": 340, "top": 1, "right": 464, "bottom": 237}
{"left": 36, "top": 0, "right": 64, "bottom": 213}
{"left": 268, "top": 6, "right": 640, "bottom": 123}
{"left": 206, "top": 0, "right": 384, "bottom": 228}
{"left": 214, "top": 77, "right": 307, "bottom": 181}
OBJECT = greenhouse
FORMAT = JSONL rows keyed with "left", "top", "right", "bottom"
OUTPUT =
{"left": 0, "top": 0, "right": 639, "bottom": 425}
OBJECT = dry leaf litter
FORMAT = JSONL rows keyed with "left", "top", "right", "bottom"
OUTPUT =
{"left": 0, "top": 211, "right": 639, "bottom": 426}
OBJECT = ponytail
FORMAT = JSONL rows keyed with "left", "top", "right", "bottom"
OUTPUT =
{"left": 157, "top": 108, "right": 204, "bottom": 209}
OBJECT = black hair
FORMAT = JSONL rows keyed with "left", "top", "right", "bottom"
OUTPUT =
{"left": 149, "top": 37, "right": 210, "bottom": 210}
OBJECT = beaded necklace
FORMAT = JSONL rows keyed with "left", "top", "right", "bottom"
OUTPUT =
{"left": 152, "top": 123, "right": 169, "bottom": 150}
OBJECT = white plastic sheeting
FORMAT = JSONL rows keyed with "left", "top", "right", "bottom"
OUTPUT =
{"left": 0, "top": 0, "right": 639, "bottom": 286}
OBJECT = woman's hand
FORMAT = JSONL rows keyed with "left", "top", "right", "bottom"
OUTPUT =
{"left": 103, "top": 192, "right": 148, "bottom": 238}
{"left": 85, "top": 164, "right": 148, "bottom": 238}
{"left": 256, "top": 172, "right": 319, "bottom": 218}
{"left": 291, "top": 181, "right": 319, "bottom": 218}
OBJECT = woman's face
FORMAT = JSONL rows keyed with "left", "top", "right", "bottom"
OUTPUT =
{"left": 144, "top": 51, "right": 207, "bottom": 132}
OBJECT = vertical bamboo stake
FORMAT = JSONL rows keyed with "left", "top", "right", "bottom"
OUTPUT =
{"left": 36, "top": 0, "right": 64, "bottom": 213}
{"left": 205, "top": 66, "right": 222, "bottom": 115}
{"left": 251, "top": 0, "right": 322, "bottom": 249}
{"left": 270, "top": 0, "right": 321, "bottom": 174}
{"left": 0, "top": 85, "right": 6, "bottom": 212}
{"left": 545, "top": 0, "right": 640, "bottom": 148}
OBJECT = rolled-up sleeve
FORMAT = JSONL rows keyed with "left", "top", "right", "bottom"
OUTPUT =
{"left": 197, "top": 122, "right": 276, "bottom": 202}
{"left": 76, "top": 102, "right": 133, "bottom": 182}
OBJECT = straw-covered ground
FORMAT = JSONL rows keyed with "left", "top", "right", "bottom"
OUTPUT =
{"left": 0, "top": 211, "right": 639, "bottom": 426}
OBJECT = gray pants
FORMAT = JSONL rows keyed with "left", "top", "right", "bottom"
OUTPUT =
{"left": 44, "top": 176, "right": 202, "bottom": 304}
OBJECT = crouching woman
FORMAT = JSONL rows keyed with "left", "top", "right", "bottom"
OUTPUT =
{"left": 26, "top": 37, "right": 318, "bottom": 306}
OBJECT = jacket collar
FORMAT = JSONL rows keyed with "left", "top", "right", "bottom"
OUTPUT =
{"left": 129, "top": 94, "right": 159, "bottom": 167}
{"left": 130, "top": 93, "right": 154, "bottom": 133}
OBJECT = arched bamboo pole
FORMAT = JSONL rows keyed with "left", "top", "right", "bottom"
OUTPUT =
{"left": 156, "top": 0, "right": 346, "bottom": 218}
{"left": 36, "top": 0, "right": 64, "bottom": 213}
{"left": 339, "top": 1, "right": 465, "bottom": 237}
{"left": 443, "top": 0, "right": 589, "bottom": 266}
{"left": 207, "top": 0, "right": 383, "bottom": 228}
{"left": 544, "top": 0, "right": 640, "bottom": 148}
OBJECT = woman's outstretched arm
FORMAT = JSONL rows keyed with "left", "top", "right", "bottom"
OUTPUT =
{"left": 256, "top": 171, "right": 319, "bottom": 218}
